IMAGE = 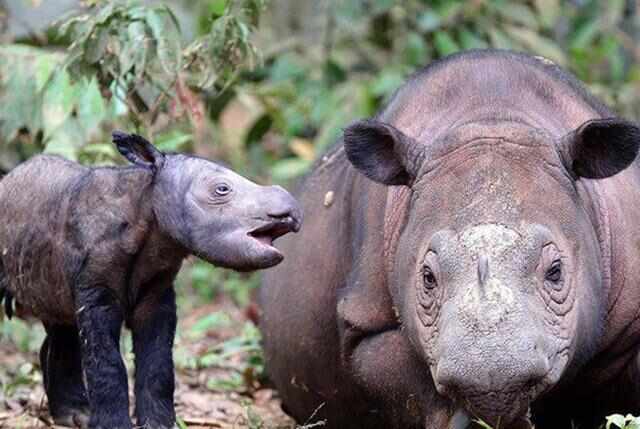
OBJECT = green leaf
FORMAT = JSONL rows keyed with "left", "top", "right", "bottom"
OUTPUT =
{"left": 189, "top": 312, "right": 232, "bottom": 339}
{"left": 405, "top": 32, "right": 428, "bottom": 66}
{"left": 496, "top": 3, "right": 539, "bottom": 29}
{"left": 84, "top": 26, "right": 109, "bottom": 65}
{"left": 372, "top": 0, "right": 395, "bottom": 14}
{"left": 35, "top": 54, "right": 59, "bottom": 92}
{"left": 502, "top": 24, "right": 566, "bottom": 66}
{"left": 270, "top": 157, "right": 312, "bottom": 181}
{"left": 78, "top": 143, "right": 119, "bottom": 165}
{"left": 416, "top": 11, "right": 440, "bottom": 32}
{"left": 533, "top": 0, "right": 560, "bottom": 29}
{"left": 154, "top": 131, "right": 193, "bottom": 152}
{"left": 604, "top": 0, "right": 625, "bottom": 28}
{"left": 435, "top": 2, "right": 463, "bottom": 22}
{"left": 603, "top": 35, "right": 625, "bottom": 82}
{"left": 119, "top": 21, "right": 147, "bottom": 79}
{"left": 94, "top": 2, "right": 117, "bottom": 25}
{"left": 370, "top": 69, "right": 404, "bottom": 97}
{"left": 176, "top": 417, "right": 188, "bottom": 429}
{"left": 41, "top": 71, "right": 79, "bottom": 138}
{"left": 433, "top": 31, "right": 460, "bottom": 57}
{"left": 269, "top": 55, "right": 305, "bottom": 82}
{"left": 76, "top": 78, "right": 108, "bottom": 136}
{"left": 324, "top": 59, "right": 347, "bottom": 87}
{"left": 43, "top": 119, "right": 85, "bottom": 161}
{"left": 209, "top": 0, "right": 227, "bottom": 18}
{"left": 606, "top": 414, "right": 629, "bottom": 429}
{"left": 458, "top": 27, "right": 488, "bottom": 50}
{"left": 488, "top": 27, "right": 514, "bottom": 50}
{"left": 206, "top": 372, "right": 244, "bottom": 391}
{"left": 146, "top": 8, "right": 182, "bottom": 77}
{"left": 472, "top": 419, "right": 494, "bottom": 429}
{"left": 570, "top": 18, "right": 600, "bottom": 52}
{"left": 0, "top": 46, "right": 46, "bottom": 140}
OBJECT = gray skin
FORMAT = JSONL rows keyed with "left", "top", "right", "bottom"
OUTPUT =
{"left": 259, "top": 50, "right": 640, "bottom": 429}
{"left": 0, "top": 132, "right": 301, "bottom": 429}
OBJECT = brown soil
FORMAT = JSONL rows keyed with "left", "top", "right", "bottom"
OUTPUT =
{"left": 0, "top": 298, "right": 295, "bottom": 429}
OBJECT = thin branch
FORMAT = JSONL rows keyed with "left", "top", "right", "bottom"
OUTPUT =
{"left": 179, "top": 417, "right": 223, "bottom": 427}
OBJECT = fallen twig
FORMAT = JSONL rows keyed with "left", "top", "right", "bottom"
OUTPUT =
{"left": 179, "top": 417, "right": 223, "bottom": 427}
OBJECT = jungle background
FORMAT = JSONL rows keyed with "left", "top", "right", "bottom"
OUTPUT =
{"left": 1, "top": 0, "right": 640, "bottom": 428}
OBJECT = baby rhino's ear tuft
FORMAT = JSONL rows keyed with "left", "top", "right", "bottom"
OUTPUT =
{"left": 112, "top": 130, "right": 165, "bottom": 171}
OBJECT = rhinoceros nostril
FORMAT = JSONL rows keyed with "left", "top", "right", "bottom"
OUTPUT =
{"left": 267, "top": 207, "right": 302, "bottom": 233}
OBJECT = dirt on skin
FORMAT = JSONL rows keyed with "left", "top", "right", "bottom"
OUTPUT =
{"left": 0, "top": 298, "right": 296, "bottom": 429}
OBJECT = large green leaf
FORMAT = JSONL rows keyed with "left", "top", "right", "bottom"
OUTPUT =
{"left": 42, "top": 71, "right": 79, "bottom": 138}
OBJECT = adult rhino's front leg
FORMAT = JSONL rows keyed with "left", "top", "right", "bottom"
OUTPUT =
{"left": 131, "top": 285, "right": 177, "bottom": 429}
{"left": 75, "top": 284, "right": 132, "bottom": 429}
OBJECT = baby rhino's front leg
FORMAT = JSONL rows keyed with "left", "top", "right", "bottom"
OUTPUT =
{"left": 132, "top": 287, "right": 178, "bottom": 428}
{"left": 75, "top": 285, "right": 132, "bottom": 429}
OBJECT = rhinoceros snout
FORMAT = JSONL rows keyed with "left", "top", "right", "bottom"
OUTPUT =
{"left": 264, "top": 185, "right": 303, "bottom": 232}
{"left": 433, "top": 351, "right": 550, "bottom": 425}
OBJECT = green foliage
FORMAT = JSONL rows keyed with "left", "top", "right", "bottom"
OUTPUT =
{"left": 60, "top": 0, "right": 264, "bottom": 93}
{"left": 0, "top": 318, "right": 46, "bottom": 354}
{"left": 0, "top": 0, "right": 266, "bottom": 165}
{"left": 0, "top": 44, "right": 120, "bottom": 162}
{"left": 0, "top": 362, "right": 40, "bottom": 398}
{"left": 177, "top": 259, "right": 259, "bottom": 305}
{"left": 176, "top": 416, "right": 189, "bottom": 429}
{"left": 241, "top": 401, "right": 266, "bottom": 429}
{"left": 185, "top": 0, "right": 266, "bottom": 89}
{"left": 59, "top": 1, "right": 183, "bottom": 120}
{"left": 472, "top": 419, "right": 495, "bottom": 429}
{"left": 201, "top": 322, "right": 263, "bottom": 391}
{"left": 607, "top": 414, "right": 640, "bottom": 429}
{"left": 175, "top": 320, "right": 264, "bottom": 393}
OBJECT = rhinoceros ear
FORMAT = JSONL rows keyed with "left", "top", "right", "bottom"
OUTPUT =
{"left": 112, "top": 130, "right": 165, "bottom": 172}
{"left": 559, "top": 118, "right": 640, "bottom": 179}
{"left": 343, "top": 119, "right": 422, "bottom": 186}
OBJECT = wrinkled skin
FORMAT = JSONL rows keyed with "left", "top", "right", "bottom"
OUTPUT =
{"left": 259, "top": 50, "right": 640, "bottom": 428}
{"left": 0, "top": 132, "right": 301, "bottom": 429}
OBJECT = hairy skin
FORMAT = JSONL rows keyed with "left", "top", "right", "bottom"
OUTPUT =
{"left": 259, "top": 50, "right": 640, "bottom": 428}
{"left": 0, "top": 132, "right": 301, "bottom": 429}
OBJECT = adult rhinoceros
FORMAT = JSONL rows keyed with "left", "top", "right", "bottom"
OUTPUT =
{"left": 259, "top": 50, "right": 640, "bottom": 429}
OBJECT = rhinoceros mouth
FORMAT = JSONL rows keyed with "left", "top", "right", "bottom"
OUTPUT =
{"left": 445, "top": 407, "right": 534, "bottom": 429}
{"left": 447, "top": 388, "right": 537, "bottom": 429}
{"left": 248, "top": 217, "right": 300, "bottom": 248}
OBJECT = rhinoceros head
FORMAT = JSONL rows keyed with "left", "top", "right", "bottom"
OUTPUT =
{"left": 112, "top": 131, "right": 302, "bottom": 271}
{"left": 344, "top": 117, "right": 640, "bottom": 426}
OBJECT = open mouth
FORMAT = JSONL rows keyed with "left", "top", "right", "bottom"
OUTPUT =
{"left": 248, "top": 216, "right": 300, "bottom": 248}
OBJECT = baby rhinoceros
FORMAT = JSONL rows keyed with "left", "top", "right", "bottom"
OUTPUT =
{"left": 0, "top": 131, "right": 302, "bottom": 429}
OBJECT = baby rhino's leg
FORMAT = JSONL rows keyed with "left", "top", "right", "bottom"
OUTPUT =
{"left": 132, "top": 286, "right": 177, "bottom": 429}
{"left": 40, "top": 324, "right": 90, "bottom": 427}
{"left": 75, "top": 286, "right": 132, "bottom": 429}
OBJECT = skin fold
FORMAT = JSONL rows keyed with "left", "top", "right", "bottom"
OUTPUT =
{"left": 0, "top": 132, "right": 302, "bottom": 429}
{"left": 259, "top": 50, "right": 640, "bottom": 429}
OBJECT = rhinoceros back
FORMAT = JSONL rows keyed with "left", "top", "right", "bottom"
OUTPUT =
{"left": 0, "top": 155, "right": 87, "bottom": 323}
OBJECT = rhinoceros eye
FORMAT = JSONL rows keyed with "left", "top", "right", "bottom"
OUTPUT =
{"left": 215, "top": 184, "right": 232, "bottom": 196}
{"left": 545, "top": 260, "right": 562, "bottom": 283}
{"left": 423, "top": 266, "right": 437, "bottom": 289}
